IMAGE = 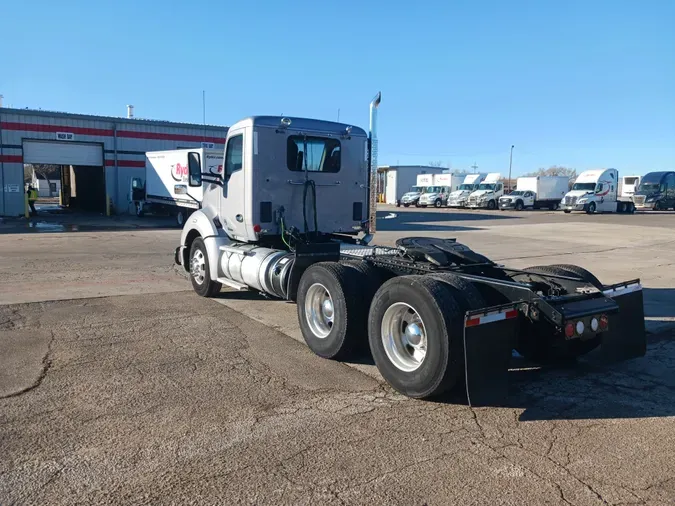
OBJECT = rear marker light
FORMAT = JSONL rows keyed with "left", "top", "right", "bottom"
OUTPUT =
{"left": 590, "top": 317, "right": 599, "bottom": 332}
{"left": 253, "top": 224, "right": 262, "bottom": 233}
{"left": 465, "top": 308, "right": 519, "bottom": 328}
{"left": 576, "top": 321, "right": 585, "bottom": 335}
{"left": 565, "top": 323, "right": 575, "bottom": 338}
{"left": 599, "top": 314, "right": 609, "bottom": 330}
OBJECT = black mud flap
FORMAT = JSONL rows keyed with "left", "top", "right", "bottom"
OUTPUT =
{"left": 599, "top": 281, "right": 646, "bottom": 363}
{"left": 287, "top": 242, "right": 341, "bottom": 302}
{"left": 463, "top": 304, "right": 520, "bottom": 407}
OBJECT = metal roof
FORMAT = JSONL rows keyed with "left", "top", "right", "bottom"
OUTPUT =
{"left": 0, "top": 107, "right": 229, "bottom": 131}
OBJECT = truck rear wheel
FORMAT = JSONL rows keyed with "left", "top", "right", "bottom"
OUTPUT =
{"left": 297, "top": 262, "right": 365, "bottom": 360}
{"left": 368, "top": 276, "right": 463, "bottom": 399}
{"left": 189, "top": 237, "right": 222, "bottom": 297}
{"left": 515, "top": 265, "right": 602, "bottom": 362}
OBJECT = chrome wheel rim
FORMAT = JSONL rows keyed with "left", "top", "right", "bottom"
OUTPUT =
{"left": 381, "top": 302, "right": 427, "bottom": 372}
{"left": 190, "top": 249, "right": 206, "bottom": 285}
{"left": 305, "top": 283, "right": 334, "bottom": 338}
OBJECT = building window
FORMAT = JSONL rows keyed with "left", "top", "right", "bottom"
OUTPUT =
{"left": 287, "top": 136, "right": 341, "bottom": 173}
{"left": 49, "top": 183, "right": 57, "bottom": 193}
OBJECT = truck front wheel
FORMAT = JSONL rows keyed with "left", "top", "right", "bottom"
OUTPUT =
{"left": 487, "top": 200, "right": 496, "bottom": 210}
{"left": 434, "top": 199, "right": 442, "bottom": 208}
{"left": 515, "top": 200, "right": 524, "bottom": 211}
{"left": 189, "top": 237, "right": 222, "bottom": 297}
{"left": 297, "top": 262, "right": 365, "bottom": 360}
{"left": 368, "top": 276, "right": 463, "bottom": 399}
{"left": 586, "top": 202, "right": 596, "bottom": 214}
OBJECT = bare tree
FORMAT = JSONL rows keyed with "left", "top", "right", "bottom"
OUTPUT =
{"left": 526, "top": 166, "right": 577, "bottom": 179}
{"left": 25, "top": 164, "right": 61, "bottom": 196}
{"left": 428, "top": 160, "right": 444, "bottom": 168}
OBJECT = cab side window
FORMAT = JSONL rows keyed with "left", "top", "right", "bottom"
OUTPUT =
{"left": 225, "top": 135, "right": 243, "bottom": 176}
{"left": 595, "top": 183, "right": 604, "bottom": 193}
{"left": 666, "top": 174, "right": 675, "bottom": 199}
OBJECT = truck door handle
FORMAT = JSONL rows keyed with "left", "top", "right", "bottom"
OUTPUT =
{"left": 287, "top": 180, "right": 341, "bottom": 187}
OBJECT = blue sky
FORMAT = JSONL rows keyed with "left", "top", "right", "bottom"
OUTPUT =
{"left": 2, "top": 0, "right": 673, "bottom": 176}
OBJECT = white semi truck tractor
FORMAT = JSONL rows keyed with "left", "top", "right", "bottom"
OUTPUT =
{"left": 446, "top": 173, "right": 487, "bottom": 208}
{"left": 175, "top": 93, "right": 646, "bottom": 403}
{"left": 466, "top": 173, "right": 504, "bottom": 209}
{"left": 560, "top": 168, "right": 636, "bottom": 214}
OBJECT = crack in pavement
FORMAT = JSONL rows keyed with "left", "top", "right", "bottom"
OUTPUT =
{"left": 0, "top": 330, "right": 55, "bottom": 400}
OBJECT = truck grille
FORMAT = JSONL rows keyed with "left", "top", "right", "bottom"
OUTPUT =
{"left": 469, "top": 196, "right": 478, "bottom": 203}
{"left": 564, "top": 196, "right": 578, "bottom": 206}
{"left": 633, "top": 195, "right": 646, "bottom": 206}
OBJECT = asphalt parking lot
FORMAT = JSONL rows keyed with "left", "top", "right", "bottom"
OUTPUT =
{"left": 1, "top": 207, "right": 674, "bottom": 505}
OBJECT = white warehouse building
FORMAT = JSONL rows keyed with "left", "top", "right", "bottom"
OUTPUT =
{"left": 0, "top": 107, "right": 228, "bottom": 216}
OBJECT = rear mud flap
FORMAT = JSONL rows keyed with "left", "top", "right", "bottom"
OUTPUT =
{"left": 599, "top": 282, "right": 646, "bottom": 362}
{"left": 463, "top": 305, "right": 520, "bottom": 407}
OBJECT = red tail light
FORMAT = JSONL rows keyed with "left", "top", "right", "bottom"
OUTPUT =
{"left": 599, "top": 314, "right": 609, "bottom": 330}
{"left": 565, "top": 323, "right": 575, "bottom": 338}
{"left": 253, "top": 224, "right": 262, "bottom": 233}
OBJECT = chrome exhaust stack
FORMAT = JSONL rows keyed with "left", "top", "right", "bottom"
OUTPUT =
{"left": 367, "top": 92, "right": 381, "bottom": 236}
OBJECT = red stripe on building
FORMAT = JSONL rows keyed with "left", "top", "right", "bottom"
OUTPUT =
{"left": 0, "top": 154, "right": 22, "bottom": 163}
{"left": 1, "top": 121, "right": 113, "bottom": 137}
{"left": 115, "top": 130, "right": 225, "bottom": 144}
{"left": 1, "top": 121, "right": 225, "bottom": 144}
{"left": 105, "top": 159, "right": 145, "bottom": 168}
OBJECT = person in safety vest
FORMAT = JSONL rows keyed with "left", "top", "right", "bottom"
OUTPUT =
{"left": 27, "top": 186, "right": 38, "bottom": 216}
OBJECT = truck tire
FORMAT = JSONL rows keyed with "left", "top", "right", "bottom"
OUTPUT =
{"left": 551, "top": 202, "right": 560, "bottom": 211}
{"left": 403, "top": 203, "right": 410, "bottom": 207}
{"left": 434, "top": 199, "right": 442, "bottom": 208}
{"left": 368, "top": 275, "right": 463, "bottom": 399}
{"left": 189, "top": 237, "right": 222, "bottom": 297}
{"left": 515, "top": 200, "right": 524, "bottom": 211}
{"left": 297, "top": 262, "right": 365, "bottom": 360}
{"left": 547, "top": 264, "right": 603, "bottom": 289}
{"left": 586, "top": 202, "right": 596, "bottom": 214}
{"left": 515, "top": 265, "right": 601, "bottom": 362}
{"left": 487, "top": 200, "right": 496, "bottom": 210}
{"left": 564, "top": 210, "right": 571, "bottom": 214}
{"left": 430, "top": 273, "right": 485, "bottom": 311}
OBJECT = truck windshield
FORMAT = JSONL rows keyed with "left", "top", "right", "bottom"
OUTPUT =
{"left": 287, "top": 135, "right": 341, "bottom": 173}
{"left": 458, "top": 184, "right": 474, "bottom": 190}
{"left": 425, "top": 186, "right": 442, "bottom": 193}
{"left": 477, "top": 183, "right": 496, "bottom": 190}
{"left": 409, "top": 186, "right": 424, "bottom": 192}
{"left": 572, "top": 182, "right": 596, "bottom": 191}
{"left": 509, "top": 190, "right": 525, "bottom": 196}
{"left": 639, "top": 182, "right": 661, "bottom": 191}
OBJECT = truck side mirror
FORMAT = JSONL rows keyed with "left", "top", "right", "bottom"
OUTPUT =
{"left": 188, "top": 152, "right": 201, "bottom": 187}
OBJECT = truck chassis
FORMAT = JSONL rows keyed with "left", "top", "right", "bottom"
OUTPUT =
{"left": 176, "top": 234, "right": 646, "bottom": 405}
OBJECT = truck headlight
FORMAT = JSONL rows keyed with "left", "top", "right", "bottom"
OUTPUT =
{"left": 646, "top": 197, "right": 654, "bottom": 202}
{"left": 577, "top": 198, "right": 587, "bottom": 204}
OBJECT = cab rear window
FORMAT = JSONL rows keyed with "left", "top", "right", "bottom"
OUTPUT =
{"left": 287, "top": 136, "right": 341, "bottom": 173}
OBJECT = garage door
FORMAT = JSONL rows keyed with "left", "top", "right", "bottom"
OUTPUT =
{"left": 23, "top": 141, "right": 103, "bottom": 166}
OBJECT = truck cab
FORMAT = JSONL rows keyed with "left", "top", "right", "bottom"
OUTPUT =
{"left": 560, "top": 168, "right": 633, "bottom": 214}
{"left": 399, "top": 173, "right": 433, "bottom": 207}
{"left": 467, "top": 173, "right": 503, "bottom": 209}
{"left": 418, "top": 185, "right": 450, "bottom": 207}
{"left": 632, "top": 171, "right": 675, "bottom": 211}
{"left": 499, "top": 190, "right": 535, "bottom": 210}
{"left": 447, "top": 173, "right": 487, "bottom": 208}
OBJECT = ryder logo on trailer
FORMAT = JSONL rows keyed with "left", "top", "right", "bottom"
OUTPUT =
{"left": 171, "top": 162, "right": 189, "bottom": 181}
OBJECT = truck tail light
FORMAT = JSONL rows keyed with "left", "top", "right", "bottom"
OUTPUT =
{"left": 599, "top": 314, "right": 609, "bottom": 330}
{"left": 253, "top": 224, "right": 261, "bottom": 233}
{"left": 565, "top": 323, "right": 575, "bottom": 338}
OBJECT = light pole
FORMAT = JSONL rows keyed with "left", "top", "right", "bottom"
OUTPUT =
{"left": 508, "top": 145, "right": 515, "bottom": 191}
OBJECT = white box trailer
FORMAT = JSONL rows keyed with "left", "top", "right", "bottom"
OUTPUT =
{"left": 131, "top": 148, "right": 223, "bottom": 226}
{"left": 620, "top": 175, "right": 641, "bottom": 198}
{"left": 499, "top": 176, "right": 569, "bottom": 210}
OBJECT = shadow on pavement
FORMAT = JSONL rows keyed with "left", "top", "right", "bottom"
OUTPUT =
{"left": 376, "top": 209, "right": 519, "bottom": 232}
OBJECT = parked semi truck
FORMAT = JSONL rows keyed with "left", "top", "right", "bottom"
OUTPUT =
{"left": 632, "top": 171, "right": 675, "bottom": 211}
{"left": 174, "top": 93, "right": 646, "bottom": 403}
{"left": 466, "top": 173, "right": 503, "bottom": 209}
{"left": 398, "top": 173, "right": 433, "bottom": 207}
{"left": 387, "top": 168, "right": 442, "bottom": 207}
{"left": 499, "top": 176, "right": 569, "bottom": 211}
{"left": 446, "top": 173, "right": 487, "bottom": 208}
{"left": 560, "top": 168, "right": 636, "bottom": 214}
{"left": 417, "top": 174, "right": 464, "bottom": 207}
{"left": 131, "top": 148, "right": 223, "bottom": 226}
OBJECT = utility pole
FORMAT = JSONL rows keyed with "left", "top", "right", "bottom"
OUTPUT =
{"left": 508, "top": 145, "right": 515, "bottom": 191}
{"left": 471, "top": 163, "right": 478, "bottom": 173}
{"left": 337, "top": 108, "right": 340, "bottom": 122}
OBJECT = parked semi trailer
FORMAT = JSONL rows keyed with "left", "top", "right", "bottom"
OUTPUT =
{"left": 447, "top": 173, "right": 487, "bottom": 208}
{"left": 499, "top": 176, "right": 569, "bottom": 211}
{"left": 174, "top": 93, "right": 646, "bottom": 404}
{"left": 632, "top": 171, "right": 675, "bottom": 211}
{"left": 131, "top": 148, "right": 223, "bottom": 226}
{"left": 620, "top": 175, "right": 641, "bottom": 198}
{"left": 560, "top": 168, "right": 636, "bottom": 214}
